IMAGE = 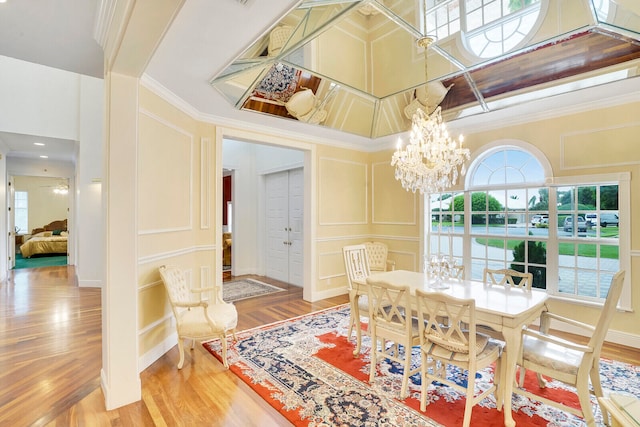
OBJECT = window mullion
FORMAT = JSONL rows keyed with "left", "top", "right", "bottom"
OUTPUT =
{"left": 546, "top": 186, "right": 559, "bottom": 294}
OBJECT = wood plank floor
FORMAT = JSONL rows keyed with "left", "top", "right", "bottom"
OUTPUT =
{"left": 0, "top": 267, "right": 637, "bottom": 426}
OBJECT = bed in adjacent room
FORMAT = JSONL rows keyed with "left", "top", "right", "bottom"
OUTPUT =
{"left": 20, "top": 219, "right": 68, "bottom": 258}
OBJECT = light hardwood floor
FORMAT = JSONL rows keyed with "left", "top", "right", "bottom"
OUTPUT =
{"left": 0, "top": 266, "right": 637, "bottom": 426}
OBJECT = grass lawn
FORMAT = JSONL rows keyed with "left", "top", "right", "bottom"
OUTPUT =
{"left": 475, "top": 231, "right": 619, "bottom": 259}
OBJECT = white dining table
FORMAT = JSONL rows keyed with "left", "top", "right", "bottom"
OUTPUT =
{"left": 357, "top": 269, "right": 549, "bottom": 427}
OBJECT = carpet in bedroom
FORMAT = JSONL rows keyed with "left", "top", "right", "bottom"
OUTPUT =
{"left": 14, "top": 253, "right": 67, "bottom": 269}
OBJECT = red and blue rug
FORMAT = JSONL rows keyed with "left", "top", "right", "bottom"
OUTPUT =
{"left": 203, "top": 304, "right": 639, "bottom": 426}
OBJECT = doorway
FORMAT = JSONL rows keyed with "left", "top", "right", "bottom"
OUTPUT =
{"left": 222, "top": 139, "right": 304, "bottom": 286}
{"left": 265, "top": 168, "right": 303, "bottom": 286}
{"left": 9, "top": 175, "right": 70, "bottom": 271}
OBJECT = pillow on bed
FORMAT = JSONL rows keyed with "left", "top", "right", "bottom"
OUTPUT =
{"left": 60, "top": 231, "right": 68, "bottom": 237}
{"left": 32, "top": 231, "right": 53, "bottom": 238}
{"left": 52, "top": 229, "right": 62, "bottom": 235}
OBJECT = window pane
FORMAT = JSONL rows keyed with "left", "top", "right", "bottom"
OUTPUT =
{"left": 558, "top": 268, "right": 576, "bottom": 294}
{"left": 577, "top": 185, "right": 596, "bottom": 209}
{"left": 14, "top": 191, "right": 29, "bottom": 233}
{"left": 600, "top": 185, "right": 618, "bottom": 210}
{"left": 577, "top": 243, "right": 597, "bottom": 268}
{"left": 600, "top": 245, "right": 619, "bottom": 270}
{"left": 576, "top": 270, "right": 599, "bottom": 297}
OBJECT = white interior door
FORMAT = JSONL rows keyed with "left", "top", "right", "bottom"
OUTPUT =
{"left": 265, "top": 168, "right": 303, "bottom": 286}
{"left": 265, "top": 171, "right": 289, "bottom": 282}
{"left": 288, "top": 168, "right": 303, "bottom": 286}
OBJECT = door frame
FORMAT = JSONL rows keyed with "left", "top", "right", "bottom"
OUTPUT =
{"left": 216, "top": 126, "right": 317, "bottom": 301}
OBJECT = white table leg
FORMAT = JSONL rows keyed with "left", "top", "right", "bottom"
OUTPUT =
{"left": 501, "top": 327, "right": 521, "bottom": 427}
{"left": 352, "top": 293, "right": 363, "bottom": 356}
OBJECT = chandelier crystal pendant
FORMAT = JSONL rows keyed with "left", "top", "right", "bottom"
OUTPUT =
{"left": 391, "top": 36, "right": 470, "bottom": 194}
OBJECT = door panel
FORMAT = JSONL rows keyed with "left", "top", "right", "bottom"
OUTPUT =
{"left": 265, "top": 171, "right": 289, "bottom": 282}
{"left": 288, "top": 168, "right": 304, "bottom": 287}
{"left": 264, "top": 168, "right": 304, "bottom": 286}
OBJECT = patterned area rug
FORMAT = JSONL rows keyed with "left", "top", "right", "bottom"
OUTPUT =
{"left": 222, "top": 279, "right": 284, "bottom": 302}
{"left": 253, "top": 63, "right": 301, "bottom": 102}
{"left": 204, "top": 304, "right": 640, "bottom": 427}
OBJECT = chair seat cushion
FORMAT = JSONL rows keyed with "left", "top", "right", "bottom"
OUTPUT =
{"left": 427, "top": 326, "right": 489, "bottom": 354}
{"left": 285, "top": 89, "right": 315, "bottom": 117}
{"left": 178, "top": 303, "right": 238, "bottom": 337}
{"left": 428, "top": 338, "right": 501, "bottom": 363}
{"left": 357, "top": 294, "right": 369, "bottom": 312}
{"left": 522, "top": 334, "right": 583, "bottom": 375}
{"left": 298, "top": 108, "right": 327, "bottom": 124}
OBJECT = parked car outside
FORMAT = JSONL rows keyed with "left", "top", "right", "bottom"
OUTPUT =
{"left": 585, "top": 213, "right": 598, "bottom": 227}
{"left": 600, "top": 213, "right": 619, "bottom": 227}
{"left": 563, "top": 215, "right": 587, "bottom": 232}
{"left": 531, "top": 214, "right": 548, "bottom": 227}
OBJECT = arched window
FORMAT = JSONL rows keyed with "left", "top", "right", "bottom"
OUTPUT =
{"left": 425, "top": 0, "right": 542, "bottom": 58}
{"left": 426, "top": 144, "right": 629, "bottom": 306}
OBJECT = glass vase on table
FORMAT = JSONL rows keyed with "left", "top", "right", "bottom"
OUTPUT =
{"left": 426, "top": 254, "right": 454, "bottom": 289}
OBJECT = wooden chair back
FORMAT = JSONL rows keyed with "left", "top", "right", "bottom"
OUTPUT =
{"left": 343, "top": 244, "right": 371, "bottom": 291}
{"left": 483, "top": 268, "right": 533, "bottom": 289}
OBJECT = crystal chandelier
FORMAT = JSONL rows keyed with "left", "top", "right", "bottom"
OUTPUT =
{"left": 391, "top": 36, "right": 470, "bottom": 194}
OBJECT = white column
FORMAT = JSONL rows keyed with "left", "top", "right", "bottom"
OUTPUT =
{"left": 100, "top": 72, "right": 140, "bottom": 409}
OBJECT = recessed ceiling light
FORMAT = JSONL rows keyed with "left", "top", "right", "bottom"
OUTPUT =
{"left": 40, "top": 155, "right": 48, "bottom": 159}
{"left": 34, "top": 142, "right": 45, "bottom": 146}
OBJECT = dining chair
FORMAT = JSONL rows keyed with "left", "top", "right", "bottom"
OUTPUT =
{"left": 342, "top": 244, "right": 372, "bottom": 356}
{"left": 367, "top": 278, "right": 421, "bottom": 399}
{"left": 479, "top": 268, "right": 534, "bottom": 340}
{"left": 158, "top": 265, "right": 238, "bottom": 369}
{"left": 514, "top": 270, "right": 625, "bottom": 427}
{"left": 483, "top": 268, "right": 533, "bottom": 289}
{"left": 364, "top": 241, "right": 396, "bottom": 272}
{"left": 415, "top": 289, "right": 504, "bottom": 427}
{"left": 451, "top": 264, "right": 465, "bottom": 279}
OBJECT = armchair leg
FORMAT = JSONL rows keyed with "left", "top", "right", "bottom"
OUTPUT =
{"left": 220, "top": 335, "right": 229, "bottom": 369}
{"left": 177, "top": 338, "right": 185, "bottom": 369}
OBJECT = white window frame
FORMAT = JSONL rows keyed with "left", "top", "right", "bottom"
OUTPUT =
{"left": 549, "top": 172, "right": 631, "bottom": 311}
{"left": 425, "top": 0, "right": 543, "bottom": 58}
{"left": 14, "top": 190, "right": 28, "bottom": 234}
{"left": 425, "top": 147, "right": 631, "bottom": 311}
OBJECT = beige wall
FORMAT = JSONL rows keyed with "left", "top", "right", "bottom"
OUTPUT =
{"left": 136, "top": 87, "right": 639, "bottom": 370}
{"left": 14, "top": 175, "right": 69, "bottom": 233}
{"left": 455, "top": 101, "right": 640, "bottom": 337}
{"left": 137, "top": 86, "right": 217, "bottom": 362}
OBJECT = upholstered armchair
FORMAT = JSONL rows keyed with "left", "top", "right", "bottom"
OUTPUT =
{"left": 159, "top": 265, "right": 238, "bottom": 369}
{"left": 403, "top": 81, "right": 452, "bottom": 120}
{"left": 284, "top": 88, "right": 328, "bottom": 124}
{"left": 267, "top": 25, "right": 293, "bottom": 56}
{"left": 364, "top": 241, "right": 395, "bottom": 272}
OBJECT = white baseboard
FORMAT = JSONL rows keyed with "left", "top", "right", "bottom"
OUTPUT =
{"left": 308, "top": 287, "right": 347, "bottom": 303}
{"left": 100, "top": 368, "right": 142, "bottom": 410}
{"left": 138, "top": 332, "right": 178, "bottom": 372}
{"left": 78, "top": 279, "right": 102, "bottom": 288}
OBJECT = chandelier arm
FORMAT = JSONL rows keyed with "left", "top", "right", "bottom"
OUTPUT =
{"left": 390, "top": 1, "right": 470, "bottom": 195}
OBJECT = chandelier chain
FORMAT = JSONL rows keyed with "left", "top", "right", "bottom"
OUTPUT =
{"left": 390, "top": 5, "right": 470, "bottom": 195}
